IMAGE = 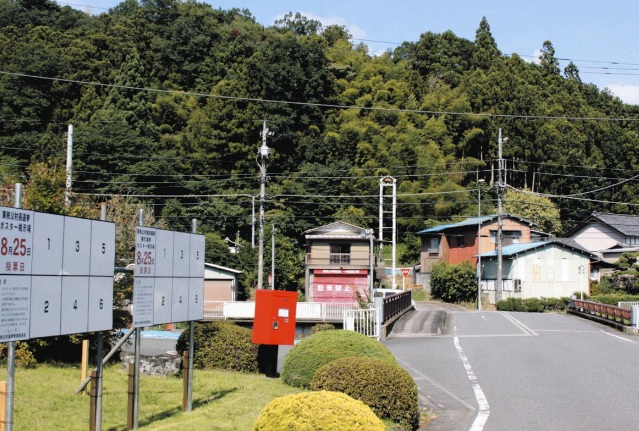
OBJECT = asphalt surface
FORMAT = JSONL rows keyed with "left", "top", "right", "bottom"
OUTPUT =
{"left": 384, "top": 303, "right": 639, "bottom": 431}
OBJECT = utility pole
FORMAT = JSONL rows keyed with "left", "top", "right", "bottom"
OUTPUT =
{"left": 65, "top": 124, "right": 73, "bottom": 205}
{"left": 257, "top": 121, "right": 272, "bottom": 291}
{"left": 379, "top": 177, "right": 397, "bottom": 289}
{"left": 496, "top": 128, "right": 507, "bottom": 303}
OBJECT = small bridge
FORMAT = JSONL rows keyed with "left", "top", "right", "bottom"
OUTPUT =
{"left": 568, "top": 299, "right": 635, "bottom": 332}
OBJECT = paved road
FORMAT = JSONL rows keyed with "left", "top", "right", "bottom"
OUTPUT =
{"left": 384, "top": 305, "right": 639, "bottom": 431}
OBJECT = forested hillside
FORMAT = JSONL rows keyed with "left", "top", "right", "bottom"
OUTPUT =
{"left": 1, "top": 0, "right": 638, "bottom": 296}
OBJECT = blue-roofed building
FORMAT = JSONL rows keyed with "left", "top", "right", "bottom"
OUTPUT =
{"left": 477, "top": 240, "right": 597, "bottom": 304}
{"left": 415, "top": 214, "right": 549, "bottom": 289}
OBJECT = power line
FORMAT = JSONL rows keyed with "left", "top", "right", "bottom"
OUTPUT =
{"left": 2, "top": 71, "right": 638, "bottom": 122}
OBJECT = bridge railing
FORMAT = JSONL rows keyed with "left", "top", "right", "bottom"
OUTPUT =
{"left": 382, "top": 290, "right": 412, "bottom": 324}
{"left": 618, "top": 301, "right": 639, "bottom": 309}
{"left": 344, "top": 308, "right": 381, "bottom": 340}
{"left": 571, "top": 299, "right": 632, "bottom": 325}
{"left": 203, "top": 300, "right": 361, "bottom": 321}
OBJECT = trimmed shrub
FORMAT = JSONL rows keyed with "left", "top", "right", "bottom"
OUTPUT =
{"left": 176, "top": 321, "right": 258, "bottom": 372}
{"left": 497, "top": 297, "right": 572, "bottom": 312}
{"left": 311, "top": 357, "right": 419, "bottom": 430}
{"left": 253, "top": 391, "right": 384, "bottom": 431}
{"left": 281, "top": 330, "right": 395, "bottom": 388}
{"left": 431, "top": 261, "right": 477, "bottom": 303}
{"left": 311, "top": 323, "right": 335, "bottom": 334}
{"left": 590, "top": 294, "right": 639, "bottom": 306}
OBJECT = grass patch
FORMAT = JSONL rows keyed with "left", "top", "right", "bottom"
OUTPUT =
{"left": 2, "top": 363, "right": 301, "bottom": 430}
{"left": 1, "top": 363, "right": 407, "bottom": 430}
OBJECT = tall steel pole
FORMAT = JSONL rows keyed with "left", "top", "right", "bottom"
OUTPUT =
{"left": 271, "top": 224, "right": 275, "bottom": 290}
{"left": 133, "top": 209, "right": 144, "bottom": 429}
{"left": 187, "top": 219, "right": 197, "bottom": 411}
{"left": 496, "top": 129, "right": 507, "bottom": 303}
{"left": 477, "top": 179, "right": 484, "bottom": 312}
{"left": 65, "top": 124, "right": 73, "bottom": 205}
{"left": 251, "top": 196, "right": 256, "bottom": 249}
{"left": 257, "top": 121, "right": 271, "bottom": 291}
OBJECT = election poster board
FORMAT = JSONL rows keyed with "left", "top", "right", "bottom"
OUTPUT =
{"left": 0, "top": 207, "right": 116, "bottom": 342}
{"left": 133, "top": 227, "right": 205, "bottom": 327}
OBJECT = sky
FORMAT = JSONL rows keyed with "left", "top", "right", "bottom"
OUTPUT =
{"left": 61, "top": 0, "right": 639, "bottom": 105}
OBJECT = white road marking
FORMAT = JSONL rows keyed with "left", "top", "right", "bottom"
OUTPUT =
{"left": 600, "top": 329, "right": 637, "bottom": 343}
{"left": 500, "top": 312, "right": 538, "bottom": 336}
{"left": 396, "top": 357, "right": 476, "bottom": 411}
{"left": 454, "top": 336, "right": 489, "bottom": 431}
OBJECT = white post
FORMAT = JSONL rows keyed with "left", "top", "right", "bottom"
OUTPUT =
{"left": 65, "top": 124, "right": 73, "bottom": 206}
{"left": 392, "top": 178, "right": 397, "bottom": 290}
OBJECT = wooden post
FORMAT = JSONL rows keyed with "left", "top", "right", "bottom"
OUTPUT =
{"left": 127, "top": 363, "right": 135, "bottom": 430}
{"left": 182, "top": 352, "right": 189, "bottom": 412}
{"left": 81, "top": 340, "right": 89, "bottom": 395}
{"left": 0, "top": 381, "right": 6, "bottom": 431}
{"left": 89, "top": 371, "right": 97, "bottom": 431}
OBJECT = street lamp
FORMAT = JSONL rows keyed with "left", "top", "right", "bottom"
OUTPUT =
{"left": 477, "top": 179, "right": 485, "bottom": 312}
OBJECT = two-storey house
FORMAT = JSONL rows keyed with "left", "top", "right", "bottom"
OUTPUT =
{"left": 416, "top": 214, "right": 546, "bottom": 289}
{"left": 303, "top": 221, "right": 375, "bottom": 303}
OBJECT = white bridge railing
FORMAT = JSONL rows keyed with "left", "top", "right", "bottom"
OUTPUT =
{"left": 344, "top": 308, "right": 381, "bottom": 341}
{"left": 203, "top": 301, "right": 361, "bottom": 321}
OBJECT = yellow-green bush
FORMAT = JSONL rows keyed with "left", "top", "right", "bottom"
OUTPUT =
{"left": 253, "top": 391, "right": 384, "bottom": 431}
{"left": 281, "top": 330, "right": 395, "bottom": 388}
{"left": 311, "top": 357, "right": 420, "bottom": 430}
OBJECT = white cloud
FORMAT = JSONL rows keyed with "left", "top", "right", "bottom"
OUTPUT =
{"left": 525, "top": 49, "right": 542, "bottom": 65}
{"left": 603, "top": 83, "right": 639, "bottom": 105}
{"left": 272, "top": 11, "right": 367, "bottom": 40}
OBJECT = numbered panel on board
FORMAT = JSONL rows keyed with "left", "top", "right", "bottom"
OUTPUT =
{"left": 154, "top": 229, "right": 174, "bottom": 278}
{"left": 171, "top": 278, "right": 189, "bottom": 323}
{"left": 172, "top": 232, "right": 191, "bottom": 277}
{"left": 188, "top": 277, "right": 204, "bottom": 321}
{"left": 189, "top": 234, "right": 205, "bottom": 279}
{"left": 0, "top": 208, "right": 34, "bottom": 276}
{"left": 90, "top": 221, "right": 116, "bottom": 277}
{"left": 62, "top": 217, "right": 91, "bottom": 275}
{"left": 31, "top": 213, "right": 64, "bottom": 276}
{"left": 60, "top": 276, "right": 89, "bottom": 336}
{"left": 153, "top": 277, "right": 173, "bottom": 325}
{"left": 88, "top": 277, "right": 113, "bottom": 332}
{"left": 29, "top": 276, "right": 62, "bottom": 338}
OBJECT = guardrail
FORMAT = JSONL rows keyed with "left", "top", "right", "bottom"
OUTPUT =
{"left": 344, "top": 308, "right": 381, "bottom": 340}
{"left": 203, "top": 301, "right": 361, "bottom": 321}
{"left": 571, "top": 299, "right": 632, "bottom": 325}
{"left": 618, "top": 301, "right": 639, "bottom": 309}
{"left": 382, "top": 291, "right": 412, "bottom": 324}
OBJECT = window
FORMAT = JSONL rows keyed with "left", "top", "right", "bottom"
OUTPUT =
{"left": 428, "top": 237, "right": 439, "bottom": 254}
{"left": 490, "top": 231, "right": 496, "bottom": 243}
{"left": 330, "top": 243, "right": 351, "bottom": 264}
{"left": 457, "top": 236, "right": 465, "bottom": 247}
{"left": 628, "top": 236, "right": 639, "bottom": 245}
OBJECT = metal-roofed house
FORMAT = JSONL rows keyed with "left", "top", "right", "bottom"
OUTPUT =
{"left": 303, "top": 221, "right": 375, "bottom": 303}
{"left": 204, "top": 263, "right": 242, "bottom": 302}
{"left": 477, "top": 240, "right": 597, "bottom": 304}
{"left": 415, "top": 214, "right": 548, "bottom": 289}
{"left": 563, "top": 212, "right": 639, "bottom": 271}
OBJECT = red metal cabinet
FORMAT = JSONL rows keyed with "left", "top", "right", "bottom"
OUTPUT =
{"left": 252, "top": 290, "right": 297, "bottom": 345}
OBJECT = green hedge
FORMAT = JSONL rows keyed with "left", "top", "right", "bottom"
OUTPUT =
{"left": 496, "top": 297, "right": 571, "bottom": 312}
{"left": 253, "top": 391, "right": 384, "bottom": 431}
{"left": 431, "top": 261, "right": 477, "bottom": 303}
{"left": 589, "top": 294, "right": 639, "bottom": 305}
{"left": 311, "top": 357, "right": 420, "bottom": 430}
{"left": 176, "top": 321, "right": 258, "bottom": 372}
{"left": 281, "top": 330, "right": 396, "bottom": 389}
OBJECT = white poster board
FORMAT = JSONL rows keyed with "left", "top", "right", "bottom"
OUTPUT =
{"left": 0, "top": 207, "right": 116, "bottom": 341}
{"left": 133, "top": 227, "right": 205, "bottom": 327}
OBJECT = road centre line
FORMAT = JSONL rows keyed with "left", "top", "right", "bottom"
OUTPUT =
{"left": 500, "top": 312, "right": 538, "bottom": 336}
{"left": 454, "top": 336, "right": 490, "bottom": 431}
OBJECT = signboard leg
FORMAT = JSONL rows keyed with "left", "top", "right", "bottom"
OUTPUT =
{"left": 95, "top": 332, "right": 104, "bottom": 431}
{"left": 4, "top": 342, "right": 14, "bottom": 431}
{"left": 133, "top": 328, "right": 141, "bottom": 429}
{"left": 187, "top": 321, "right": 194, "bottom": 412}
